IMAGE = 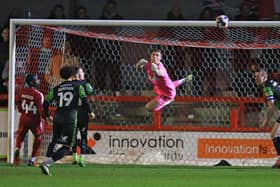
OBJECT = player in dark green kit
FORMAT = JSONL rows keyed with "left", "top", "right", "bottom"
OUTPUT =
{"left": 255, "top": 69, "right": 280, "bottom": 168}
{"left": 40, "top": 65, "right": 95, "bottom": 176}
{"left": 72, "top": 66, "right": 95, "bottom": 167}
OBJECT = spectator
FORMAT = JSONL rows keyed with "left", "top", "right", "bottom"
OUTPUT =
{"left": 1, "top": 59, "right": 8, "bottom": 85}
{"left": 48, "top": 4, "right": 66, "bottom": 19}
{"left": 99, "top": 0, "right": 123, "bottom": 19}
{"left": 44, "top": 40, "right": 80, "bottom": 87}
{"left": 272, "top": 12, "right": 280, "bottom": 21}
{"left": 0, "top": 25, "right": 9, "bottom": 106}
{"left": 199, "top": 7, "right": 215, "bottom": 20}
{"left": 234, "top": 3, "right": 259, "bottom": 21}
{"left": 199, "top": 7, "right": 226, "bottom": 96}
{"left": 92, "top": 39, "right": 122, "bottom": 95}
{"left": 92, "top": 0, "right": 123, "bottom": 95}
{"left": 166, "top": 2, "right": 184, "bottom": 20}
{"left": 8, "top": 8, "right": 24, "bottom": 20}
{"left": 200, "top": 0, "right": 228, "bottom": 19}
{"left": 231, "top": 49, "right": 261, "bottom": 97}
{"left": 75, "top": 5, "right": 90, "bottom": 19}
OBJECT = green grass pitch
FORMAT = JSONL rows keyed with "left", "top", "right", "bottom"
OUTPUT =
{"left": 0, "top": 163, "right": 280, "bottom": 187}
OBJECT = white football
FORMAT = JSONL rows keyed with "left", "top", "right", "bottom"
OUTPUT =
{"left": 216, "top": 15, "right": 229, "bottom": 28}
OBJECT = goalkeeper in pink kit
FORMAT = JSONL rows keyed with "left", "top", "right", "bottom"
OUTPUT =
{"left": 136, "top": 50, "right": 192, "bottom": 111}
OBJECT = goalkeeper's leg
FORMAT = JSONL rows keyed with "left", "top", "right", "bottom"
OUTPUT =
{"left": 145, "top": 96, "right": 174, "bottom": 112}
{"left": 173, "top": 79, "right": 186, "bottom": 88}
{"left": 173, "top": 74, "right": 193, "bottom": 88}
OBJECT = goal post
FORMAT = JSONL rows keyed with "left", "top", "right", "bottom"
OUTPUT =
{"left": 7, "top": 19, "right": 280, "bottom": 165}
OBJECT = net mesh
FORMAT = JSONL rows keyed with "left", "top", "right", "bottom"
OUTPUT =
{"left": 12, "top": 23, "right": 280, "bottom": 160}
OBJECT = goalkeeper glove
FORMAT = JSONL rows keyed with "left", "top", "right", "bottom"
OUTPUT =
{"left": 151, "top": 62, "right": 158, "bottom": 72}
{"left": 151, "top": 62, "right": 164, "bottom": 76}
{"left": 135, "top": 59, "right": 147, "bottom": 69}
{"left": 186, "top": 74, "right": 193, "bottom": 82}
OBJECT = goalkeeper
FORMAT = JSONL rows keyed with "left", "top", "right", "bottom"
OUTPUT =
{"left": 135, "top": 50, "right": 192, "bottom": 111}
{"left": 255, "top": 69, "right": 280, "bottom": 168}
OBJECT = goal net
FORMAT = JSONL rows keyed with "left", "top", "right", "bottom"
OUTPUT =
{"left": 7, "top": 19, "right": 280, "bottom": 166}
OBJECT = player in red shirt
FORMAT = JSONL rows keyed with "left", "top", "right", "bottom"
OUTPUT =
{"left": 14, "top": 74, "right": 45, "bottom": 166}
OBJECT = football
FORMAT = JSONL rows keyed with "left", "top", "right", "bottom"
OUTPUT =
{"left": 216, "top": 15, "right": 229, "bottom": 28}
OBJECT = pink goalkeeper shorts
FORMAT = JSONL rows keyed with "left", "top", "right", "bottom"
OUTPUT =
{"left": 154, "top": 95, "right": 174, "bottom": 111}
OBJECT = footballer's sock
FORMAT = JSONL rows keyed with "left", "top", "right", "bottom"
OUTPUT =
{"left": 174, "top": 75, "right": 192, "bottom": 88}
{"left": 28, "top": 157, "right": 36, "bottom": 166}
{"left": 14, "top": 148, "right": 19, "bottom": 156}
{"left": 46, "top": 142, "right": 56, "bottom": 157}
{"left": 32, "top": 135, "right": 42, "bottom": 158}
{"left": 43, "top": 157, "right": 54, "bottom": 167}
{"left": 79, "top": 155, "right": 86, "bottom": 167}
{"left": 72, "top": 152, "right": 78, "bottom": 164}
{"left": 14, "top": 148, "right": 20, "bottom": 166}
{"left": 173, "top": 79, "right": 185, "bottom": 88}
{"left": 273, "top": 136, "right": 280, "bottom": 156}
{"left": 30, "top": 157, "right": 36, "bottom": 162}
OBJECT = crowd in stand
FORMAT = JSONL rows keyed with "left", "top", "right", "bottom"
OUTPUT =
{"left": 0, "top": 0, "right": 280, "bottom": 107}
{"left": 4, "top": 0, "right": 280, "bottom": 22}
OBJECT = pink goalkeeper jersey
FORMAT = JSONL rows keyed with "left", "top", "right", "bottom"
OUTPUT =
{"left": 145, "top": 61, "right": 176, "bottom": 99}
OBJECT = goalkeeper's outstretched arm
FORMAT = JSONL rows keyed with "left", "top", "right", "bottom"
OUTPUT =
{"left": 135, "top": 58, "right": 147, "bottom": 69}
